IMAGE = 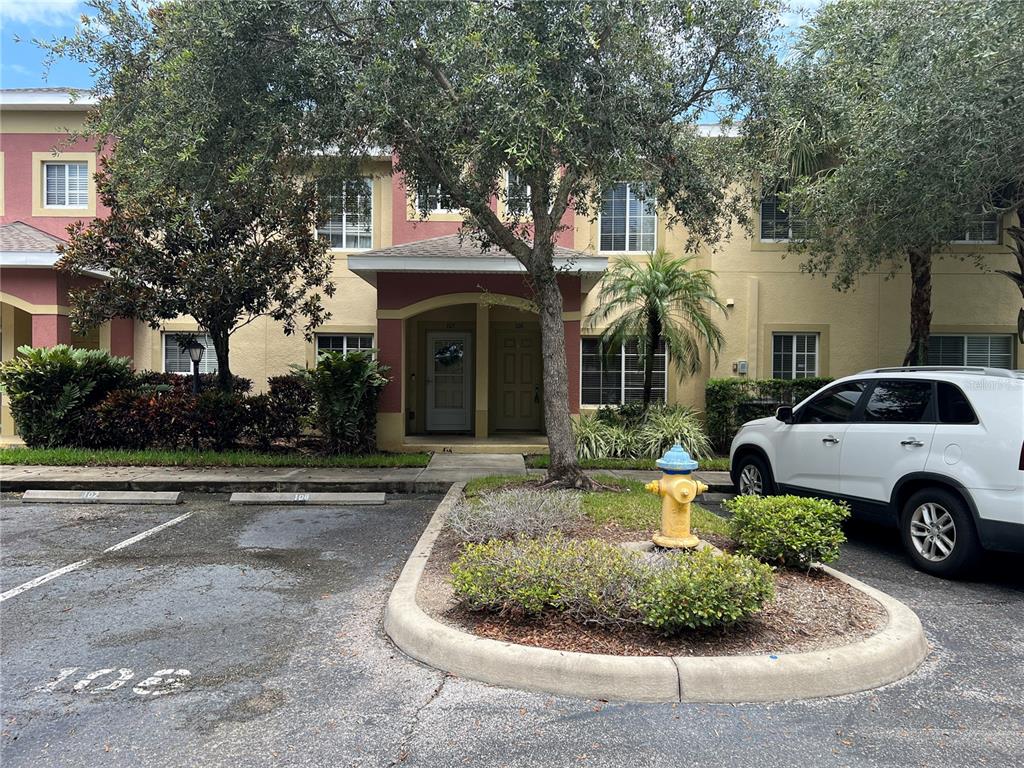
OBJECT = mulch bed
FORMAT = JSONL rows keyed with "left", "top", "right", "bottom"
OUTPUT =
{"left": 419, "top": 525, "right": 887, "bottom": 658}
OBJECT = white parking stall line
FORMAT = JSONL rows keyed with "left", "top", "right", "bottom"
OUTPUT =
{"left": 0, "top": 559, "right": 93, "bottom": 603}
{"left": 0, "top": 511, "right": 195, "bottom": 603}
{"left": 103, "top": 511, "right": 194, "bottom": 553}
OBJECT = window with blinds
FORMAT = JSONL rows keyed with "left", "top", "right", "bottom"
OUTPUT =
{"left": 506, "top": 171, "right": 530, "bottom": 215}
{"left": 44, "top": 162, "right": 89, "bottom": 207}
{"left": 163, "top": 333, "right": 218, "bottom": 374}
{"left": 927, "top": 334, "right": 1014, "bottom": 368}
{"left": 416, "top": 181, "right": 456, "bottom": 213}
{"left": 316, "top": 333, "right": 374, "bottom": 356}
{"left": 953, "top": 210, "right": 1000, "bottom": 244}
{"left": 318, "top": 179, "right": 373, "bottom": 250}
{"left": 581, "top": 338, "right": 666, "bottom": 405}
{"left": 599, "top": 183, "right": 656, "bottom": 252}
{"left": 772, "top": 333, "right": 819, "bottom": 379}
{"left": 760, "top": 193, "right": 806, "bottom": 241}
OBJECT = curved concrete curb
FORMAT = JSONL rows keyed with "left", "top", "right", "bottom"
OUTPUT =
{"left": 384, "top": 484, "right": 929, "bottom": 703}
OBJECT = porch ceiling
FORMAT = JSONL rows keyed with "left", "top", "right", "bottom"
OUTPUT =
{"left": 348, "top": 234, "right": 607, "bottom": 280}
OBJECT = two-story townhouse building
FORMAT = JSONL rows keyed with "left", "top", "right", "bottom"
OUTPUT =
{"left": 2, "top": 88, "right": 1020, "bottom": 448}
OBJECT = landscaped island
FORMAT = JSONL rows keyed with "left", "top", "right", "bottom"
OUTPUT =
{"left": 416, "top": 477, "right": 885, "bottom": 657}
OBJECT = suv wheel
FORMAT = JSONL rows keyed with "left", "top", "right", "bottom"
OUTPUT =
{"left": 900, "top": 488, "right": 981, "bottom": 577}
{"left": 735, "top": 454, "right": 774, "bottom": 496}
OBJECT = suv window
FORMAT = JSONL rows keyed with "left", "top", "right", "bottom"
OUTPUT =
{"left": 796, "top": 381, "right": 868, "bottom": 424}
{"left": 936, "top": 381, "right": 977, "bottom": 424}
{"left": 863, "top": 380, "right": 933, "bottom": 423}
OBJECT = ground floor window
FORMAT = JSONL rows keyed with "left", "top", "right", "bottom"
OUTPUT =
{"left": 928, "top": 334, "right": 1014, "bottom": 368}
{"left": 316, "top": 333, "right": 374, "bottom": 356}
{"left": 163, "top": 333, "right": 218, "bottom": 374}
{"left": 772, "top": 332, "right": 819, "bottom": 379}
{"left": 581, "top": 338, "right": 667, "bottom": 405}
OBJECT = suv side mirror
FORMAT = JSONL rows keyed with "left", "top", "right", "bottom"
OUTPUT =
{"left": 775, "top": 405, "right": 794, "bottom": 423}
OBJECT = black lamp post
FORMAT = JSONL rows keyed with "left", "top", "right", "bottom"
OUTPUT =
{"left": 184, "top": 338, "right": 206, "bottom": 395}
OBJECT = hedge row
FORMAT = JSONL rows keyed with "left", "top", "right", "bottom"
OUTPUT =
{"left": 705, "top": 377, "right": 833, "bottom": 452}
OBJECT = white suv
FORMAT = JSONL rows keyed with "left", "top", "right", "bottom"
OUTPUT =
{"left": 729, "top": 367, "right": 1024, "bottom": 577}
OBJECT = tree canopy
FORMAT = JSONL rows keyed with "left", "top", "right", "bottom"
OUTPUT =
{"left": 766, "top": 0, "right": 1024, "bottom": 363}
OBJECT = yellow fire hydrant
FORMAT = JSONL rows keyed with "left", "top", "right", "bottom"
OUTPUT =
{"left": 645, "top": 443, "right": 708, "bottom": 549}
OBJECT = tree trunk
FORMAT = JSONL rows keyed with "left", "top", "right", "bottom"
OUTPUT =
{"left": 532, "top": 267, "right": 589, "bottom": 488}
{"left": 210, "top": 326, "right": 233, "bottom": 393}
{"left": 902, "top": 248, "right": 933, "bottom": 366}
{"left": 642, "top": 310, "right": 659, "bottom": 409}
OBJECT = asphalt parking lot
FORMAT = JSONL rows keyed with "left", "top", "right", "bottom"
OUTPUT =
{"left": 1, "top": 491, "right": 1022, "bottom": 768}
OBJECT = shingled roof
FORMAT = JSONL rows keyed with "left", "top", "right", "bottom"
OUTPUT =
{"left": 0, "top": 222, "right": 65, "bottom": 253}
{"left": 347, "top": 234, "right": 607, "bottom": 278}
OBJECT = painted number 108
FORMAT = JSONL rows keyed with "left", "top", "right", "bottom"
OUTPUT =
{"left": 38, "top": 667, "right": 191, "bottom": 696}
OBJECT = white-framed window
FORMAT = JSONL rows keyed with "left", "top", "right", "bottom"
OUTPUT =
{"left": 316, "top": 333, "right": 374, "bottom": 356}
{"left": 599, "top": 183, "right": 656, "bottom": 252}
{"left": 952, "top": 209, "right": 1000, "bottom": 244}
{"left": 928, "top": 334, "right": 1014, "bottom": 368}
{"left": 163, "top": 333, "right": 218, "bottom": 375}
{"left": 760, "top": 193, "right": 806, "bottom": 242}
{"left": 581, "top": 338, "right": 667, "bottom": 405}
{"left": 506, "top": 170, "right": 531, "bottom": 215}
{"left": 415, "top": 181, "right": 457, "bottom": 213}
{"left": 772, "top": 332, "right": 819, "bottom": 379}
{"left": 43, "top": 161, "right": 89, "bottom": 208}
{"left": 318, "top": 178, "right": 373, "bottom": 250}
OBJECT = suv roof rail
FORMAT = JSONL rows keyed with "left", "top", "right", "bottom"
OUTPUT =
{"left": 859, "top": 366, "right": 1023, "bottom": 379}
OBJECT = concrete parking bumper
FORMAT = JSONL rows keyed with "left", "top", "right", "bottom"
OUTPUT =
{"left": 384, "top": 484, "right": 929, "bottom": 703}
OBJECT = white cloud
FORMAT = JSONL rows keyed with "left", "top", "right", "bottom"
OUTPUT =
{"left": 0, "top": 0, "right": 82, "bottom": 27}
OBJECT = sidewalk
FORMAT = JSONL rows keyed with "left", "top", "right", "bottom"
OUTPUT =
{"left": 0, "top": 456, "right": 733, "bottom": 494}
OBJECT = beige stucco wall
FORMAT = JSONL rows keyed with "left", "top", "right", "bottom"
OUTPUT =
{"left": 131, "top": 160, "right": 392, "bottom": 390}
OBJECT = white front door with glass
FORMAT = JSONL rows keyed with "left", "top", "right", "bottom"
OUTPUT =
{"left": 426, "top": 332, "right": 472, "bottom": 432}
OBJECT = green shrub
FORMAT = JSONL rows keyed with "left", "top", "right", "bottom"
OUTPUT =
{"left": 451, "top": 535, "right": 645, "bottom": 625}
{"left": 726, "top": 494, "right": 850, "bottom": 568}
{"left": 451, "top": 535, "right": 774, "bottom": 633}
{"left": 266, "top": 373, "right": 312, "bottom": 442}
{"left": 447, "top": 487, "right": 582, "bottom": 542}
{"left": 574, "top": 404, "right": 710, "bottom": 460}
{"left": 302, "top": 351, "right": 389, "bottom": 454}
{"left": 705, "top": 377, "right": 833, "bottom": 453}
{"left": 189, "top": 390, "right": 247, "bottom": 451}
{"left": 634, "top": 549, "right": 774, "bottom": 631}
{"left": 634, "top": 405, "right": 711, "bottom": 460}
{"left": 135, "top": 370, "right": 253, "bottom": 394}
{"left": 0, "top": 345, "right": 134, "bottom": 447}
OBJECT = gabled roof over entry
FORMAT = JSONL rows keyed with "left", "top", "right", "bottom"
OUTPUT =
{"left": 347, "top": 234, "right": 607, "bottom": 280}
{"left": 0, "top": 222, "right": 107, "bottom": 278}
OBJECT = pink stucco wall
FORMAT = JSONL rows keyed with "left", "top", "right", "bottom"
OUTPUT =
{"left": 391, "top": 165, "right": 577, "bottom": 247}
{"left": 377, "top": 272, "right": 582, "bottom": 312}
{"left": 377, "top": 318, "right": 404, "bottom": 413}
{"left": 0, "top": 133, "right": 108, "bottom": 238}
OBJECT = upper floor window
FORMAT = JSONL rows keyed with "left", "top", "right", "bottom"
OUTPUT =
{"left": 163, "top": 333, "right": 218, "bottom": 375}
{"left": 772, "top": 332, "right": 819, "bottom": 379}
{"left": 318, "top": 179, "right": 373, "bottom": 250}
{"left": 600, "top": 183, "right": 656, "bottom": 252}
{"left": 760, "top": 193, "right": 806, "bottom": 242}
{"left": 316, "top": 333, "right": 374, "bottom": 356}
{"left": 44, "top": 161, "right": 89, "bottom": 208}
{"left": 952, "top": 209, "right": 999, "bottom": 244}
{"left": 581, "top": 337, "right": 666, "bottom": 405}
{"left": 927, "top": 334, "right": 1014, "bottom": 368}
{"left": 506, "top": 171, "right": 530, "bottom": 215}
{"left": 416, "top": 181, "right": 456, "bottom": 213}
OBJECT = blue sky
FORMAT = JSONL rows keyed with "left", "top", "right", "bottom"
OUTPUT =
{"left": 1, "top": 1, "right": 95, "bottom": 89}
{"left": 1, "top": 0, "right": 821, "bottom": 91}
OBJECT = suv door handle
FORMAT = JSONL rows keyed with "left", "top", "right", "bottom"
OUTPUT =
{"left": 901, "top": 438, "right": 925, "bottom": 447}
{"left": 821, "top": 435, "right": 840, "bottom": 445}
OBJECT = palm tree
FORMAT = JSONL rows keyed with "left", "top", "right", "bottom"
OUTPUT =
{"left": 589, "top": 249, "right": 726, "bottom": 408}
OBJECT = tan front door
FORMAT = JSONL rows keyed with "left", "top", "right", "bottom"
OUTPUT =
{"left": 491, "top": 325, "right": 543, "bottom": 432}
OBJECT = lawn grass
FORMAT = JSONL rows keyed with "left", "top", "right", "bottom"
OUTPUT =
{"left": 0, "top": 446, "right": 432, "bottom": 469}
{"left": 462, "top": 473, "right": 730, "bottom": 537}
{"left": 525, "top": 455, "right": 731, "bottom": 472}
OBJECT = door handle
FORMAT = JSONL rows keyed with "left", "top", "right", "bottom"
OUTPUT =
{"left": 821, "top": 435, "right": 839, "bottom": 445}
{"left": 901, "top": 438, "right": 925, "bottom": 447}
